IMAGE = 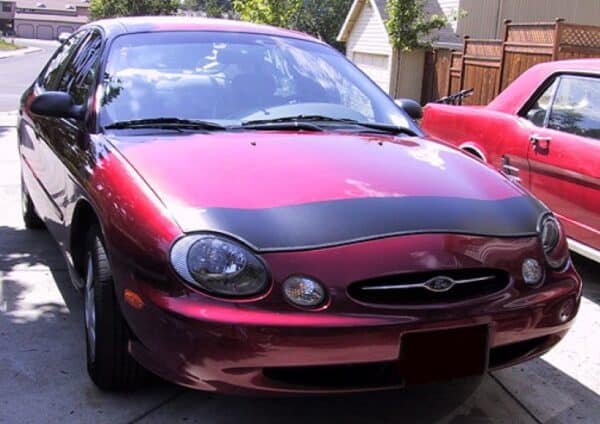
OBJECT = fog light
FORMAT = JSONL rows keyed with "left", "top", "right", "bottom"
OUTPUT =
{"left": 558, "top": 298, "right": 576, "bottom": 323}
{"left": 283, "top": 276, "right": 326, "bottom": 308}
{"left": 522, "top": 258, "right": 542, "bottom": 285}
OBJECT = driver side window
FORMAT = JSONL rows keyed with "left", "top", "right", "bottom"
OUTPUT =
{"left": 524, "top": 78, "right": 558, "bottom": 127}
{"left": 39, "top": 31, "right": 87, "bottom": 90}
{"left": 57, "top": 30, "right": 103, "bottom": 106}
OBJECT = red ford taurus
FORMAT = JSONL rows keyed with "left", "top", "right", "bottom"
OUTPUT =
{"left": 19, "top": 17, "right": 581, "bottom": 395}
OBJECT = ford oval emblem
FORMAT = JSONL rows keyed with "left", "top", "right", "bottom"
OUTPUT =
{"left": 424, "top": 276, "right": 455, "bottom": 292}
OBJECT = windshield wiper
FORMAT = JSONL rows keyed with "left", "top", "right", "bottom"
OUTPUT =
{"left": 104, "top": 118, "right": 226, "bottom": 131}
{"left": 235, "top": 121, "right": 324, "bottom": 132}
{"left": 241, "top": 115, "right": 416, "bottom": 136}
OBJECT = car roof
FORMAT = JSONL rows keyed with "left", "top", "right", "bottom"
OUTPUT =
{"left": 487, "top": 58, "right": 600, "bottom": 114}
{"left": 82, "top": 16, "right": 323, "bottom": 44}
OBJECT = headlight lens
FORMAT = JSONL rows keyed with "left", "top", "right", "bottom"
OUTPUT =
{"left": 539, "top": 214, "right": 569, "bottom": 269}
{"left": 170, "top": 235, "right": 269, "bottom": 297}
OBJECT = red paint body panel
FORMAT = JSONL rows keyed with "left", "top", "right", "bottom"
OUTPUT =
{"left": 115, "top": 233, "right": 580, "bottom": 394}
{"left": 17, "top": 19, "right": 583, "bottom": 395}
{"left": 112, "top": 131, "right": 522, "bottom": 217}
{"left": 422, "top": 59, "right": 600, "bottom": 255}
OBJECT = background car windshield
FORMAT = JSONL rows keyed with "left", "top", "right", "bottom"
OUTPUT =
{"left": 99, "top": 31, "right": 411, "bottom": 128}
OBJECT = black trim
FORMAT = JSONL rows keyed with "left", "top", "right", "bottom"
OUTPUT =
{"left": 184, "top": 196, "right": 547, "bottom": 252}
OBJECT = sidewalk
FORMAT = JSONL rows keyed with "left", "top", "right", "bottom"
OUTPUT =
{"left": 0, "top": 110, "right": 17, "bottom": 126}
{"left": 0, "top": 46, "right": 42, "bottom": 60}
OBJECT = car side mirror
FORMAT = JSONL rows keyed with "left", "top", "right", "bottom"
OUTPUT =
{"left": 395, "top": 98, "right": 423, "bottom": 120}
{"left": 526, "top": 108, "right": 546, "bottom": 127}
{"left": 30, "top": 92, "right": 85, "bottom": 120}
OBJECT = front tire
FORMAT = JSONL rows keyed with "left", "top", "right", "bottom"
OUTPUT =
{"left": 21, "top": 178, "right": 44, "bottom": 229}
{"left": 83, "top": 225, "right": 147, "bottom": 390}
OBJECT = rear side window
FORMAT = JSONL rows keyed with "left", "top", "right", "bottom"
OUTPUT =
{"left": 39, "top": 31, "right": 87, "bottom": 90}
{"left": 547, "top": 76, "right": 600, "bottom": 141}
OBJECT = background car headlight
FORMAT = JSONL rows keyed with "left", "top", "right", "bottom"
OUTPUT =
{"left": 170, "top": 235, "right": 269, "bottom": 297}
{"left": 539, "top": 214, "right": 569, "bottom": 269}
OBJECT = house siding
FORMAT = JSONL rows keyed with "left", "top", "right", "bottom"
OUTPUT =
{"left": 346, "top": 1, "right": 392, "bottom": 57}
{"left": 346, "top": 0, "right": 392, "bottom": 91}
{"left": 393, "top": 50, "right": 426, "bottom": 100}
{"left": 437, "top": 0, "right": 460, "bottom": 31}
{"left": 458, "top": 0, "right": 600, "bottom": 39}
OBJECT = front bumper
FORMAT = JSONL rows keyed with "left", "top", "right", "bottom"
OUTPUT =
{"left": 114, "top": 234, "right": 581, "bottom": 395}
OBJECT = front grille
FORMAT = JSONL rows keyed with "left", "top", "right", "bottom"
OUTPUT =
{"left": 348, "top": 268, "right": 510, "bottom": 305}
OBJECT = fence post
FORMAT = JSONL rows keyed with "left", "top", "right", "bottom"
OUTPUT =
{"left": 495, "top": 19, "right": 511, "bottom": 97}
{"left": 459, "top": 35, "right": 469, "bottom": 93}
{"left": 552, "top": 18, "right": 565, "bottom": 60}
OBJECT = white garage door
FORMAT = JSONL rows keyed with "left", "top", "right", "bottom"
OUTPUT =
{"left": 36, "top": 25, "right": 53, "bottom": 40}
{"left": 16, "top": 24, "right": 34, "bottom": 39}
{"left": 352, "top": 52, "right": 390, "bottom": 92}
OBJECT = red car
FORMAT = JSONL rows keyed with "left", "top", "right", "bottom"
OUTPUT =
{"left": 19, "top": 17, "right": 581, "bottom": 395}
{"left": 422, "top": 59, "right": 600, "bottom": 263}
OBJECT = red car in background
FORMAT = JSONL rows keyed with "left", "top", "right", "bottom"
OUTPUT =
{"left": 422, "top": 59, "right": 600, "bottom": 263}
{"left": 19, "top": 17, "right": 581, "bottom": 395}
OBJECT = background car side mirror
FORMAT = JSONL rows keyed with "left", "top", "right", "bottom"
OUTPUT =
{"left": 395, "top": 98, "right": 423, "bottom": 120}
{"left": 30, "top": 92, "right": 85, "bottom": 120}
{"left": 526, "top": 108, "right": 546, "bottom": 127}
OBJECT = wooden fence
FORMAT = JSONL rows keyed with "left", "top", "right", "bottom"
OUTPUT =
{"left": 421, "top": 19, "right": 600, "bottom": 105}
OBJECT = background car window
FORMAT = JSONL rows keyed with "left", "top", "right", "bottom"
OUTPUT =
{"left": 57, "top": 31, "right": 103, "bottom": 105}
{"left": 524, "top": 78, "right": 558, "bottom": 127}
{"left": 547, "top": 76, "right": 600, "bottom": 141}
{"left": 39, "top": 31, "right": 87, "bottom": 90}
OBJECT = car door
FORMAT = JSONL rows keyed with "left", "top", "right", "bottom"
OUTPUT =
{"left": 40, "top": 29, "right": 104, "bottom": 245}
{"left": 524, "top": 74, "right": 600, "bottom": 251}
{"left": 20, "top": 31, "right": 88, "bottom": 225}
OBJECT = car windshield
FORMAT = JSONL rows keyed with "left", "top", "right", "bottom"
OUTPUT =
{"left": 99, "top": 31, "right": 413, "bottom": 130}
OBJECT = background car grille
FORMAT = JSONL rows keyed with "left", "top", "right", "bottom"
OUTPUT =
{"left": 348, "top": 268, "right": 510, "bottom": 305}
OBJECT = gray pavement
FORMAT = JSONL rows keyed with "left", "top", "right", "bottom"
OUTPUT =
{"left": 0, "top": 38, "right": 57, "bottom": 112}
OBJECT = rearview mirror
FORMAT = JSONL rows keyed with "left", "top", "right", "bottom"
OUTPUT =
{"left": 30, "top": 92, "right": 85, "bottom": 120}
{"left": 395, "top": 98, "right": 423, "bottom": 120}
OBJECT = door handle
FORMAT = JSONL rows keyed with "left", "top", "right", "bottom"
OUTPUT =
{"left": 530, "top": 134, "right": 552, "bottom": 147}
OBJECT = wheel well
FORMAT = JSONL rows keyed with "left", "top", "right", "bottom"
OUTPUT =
{"left": 70, "top": 200, "right": 99, "bottom": 277}
{"left": 462, "top": 147, "right": 485, "bottom": 161}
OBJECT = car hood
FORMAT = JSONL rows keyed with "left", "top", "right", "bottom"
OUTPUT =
{"left": 108, "top": 131, "right": 546, "bottom": 251}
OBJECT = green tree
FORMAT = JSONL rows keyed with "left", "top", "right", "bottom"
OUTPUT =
{"left": 296, "top": 0, "right": 352, "bottom": 49}
{"left": 182, "top": 0, "right": 233, "bottom": 18}
{"left": 233, "top": 0, "right": 352, "bottom": 48}
{"left": 89, "top": 0, "right": 179, "bottom": 20}
{"left": 385, "top": 0, "right": 448, "bottom": 52}
{"left": 233, "top": 0, "right": 303, "bottom": 29}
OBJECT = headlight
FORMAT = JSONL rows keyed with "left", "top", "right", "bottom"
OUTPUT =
{"left": 538, "top": 214, "right": 569, "bottom": 269}
{"left": 170, "top": 234, "right": 269, "bottom": 297}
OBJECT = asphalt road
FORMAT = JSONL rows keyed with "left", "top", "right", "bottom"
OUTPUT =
{"left": 0, "top": 39, "right": 57, "bottom": 112}
{"left": 0, "top": 43, "right": 598, "bottom": 423}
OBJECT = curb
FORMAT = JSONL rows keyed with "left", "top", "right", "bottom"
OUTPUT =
{"left": 0, "top": 46, "right": 42, "bottom": 60}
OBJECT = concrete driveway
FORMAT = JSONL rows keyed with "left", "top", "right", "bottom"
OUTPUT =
{"left": 0, "top": 113, "right": 599, "bottom": 422}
